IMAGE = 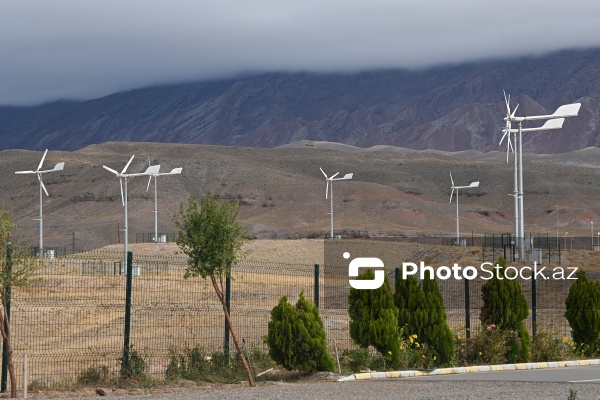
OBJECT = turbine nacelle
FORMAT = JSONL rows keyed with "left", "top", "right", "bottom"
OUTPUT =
{"left": 449, "top": 172, "right": 479, "bottom": 203}
{"left": 15, "top": 149, "right": 65, "bottom": 197}
{"left": 320, "top": 167, "right": 353, "bottom": 199}
{"left": 103, "top": 155, "right": 161, "bottom": 206}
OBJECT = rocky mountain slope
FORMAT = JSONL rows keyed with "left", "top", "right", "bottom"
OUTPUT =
{"left": 2, "top": 48, "right": 600, "bottom": 153}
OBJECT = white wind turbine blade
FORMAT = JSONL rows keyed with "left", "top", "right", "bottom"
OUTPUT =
{"left": 333, "top": 173, "right": 353, "bottom": 180}
{"left": 120, "top": 178, "right": 125, "bottom": 206}
{"left": 121, "top": 155, "right": 135, "bottom": 175}
{"left": 449, "top": 188, "right": 454, "bottom": 203}
{"left": 36, "top": 149, "right": 48, "bottom": 172}
{"left": 38, "top": 175, "right": 49, "bottom": 196}
{"left": 320, "top": 167, "right": 328, "bottom": 178}
{"left": 511, "top": 103, "right": 519, "bottom": 118}
{"left": 40, "top": 162, "right": 65, "bottom": 173}
{"left": 330, "top": 172, "right": 340, "bottom": 180}
{"left": 146, "top": 176, "right": 152, "bottom": 192}
{"left": 450, "top": 172, "right": 454, "bottom": 187}
{"left": 15, "top": 170, "right": 36, "bottom": 174}
{"left": 102, "top": 165, "right": 120, "bottom": 176}
{"left": 503, "top": 91, "right": 510, "bottom": 115}
{"left": 325, "top": 180, "right": 330, "bottom": 199}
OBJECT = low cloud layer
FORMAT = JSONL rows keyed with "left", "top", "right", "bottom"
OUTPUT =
{"left": 2, "top": 0, "right": 600, "bottom": 105}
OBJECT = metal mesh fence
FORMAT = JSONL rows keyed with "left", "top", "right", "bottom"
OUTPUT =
{"left": 1, "top": 249, "right": 587, "bottom": 388}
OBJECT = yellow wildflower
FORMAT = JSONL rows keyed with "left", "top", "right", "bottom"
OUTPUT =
{"left": 388, "top": 351, "right": 392, "bottom": 355}
{"left": 415, "top": 342, "right": 420, "bottom": 348}
{"left": 478, "top": 352, "right": 482, "bottom": 356}
{"left": 433, "top": 356, "right": 436, "bottom": 361}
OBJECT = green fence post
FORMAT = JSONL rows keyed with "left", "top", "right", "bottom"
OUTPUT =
{"left": 121, "top": 250, "right": 133, "bottom": 376}
{"left": 464, "top": 277, "right": 470, "bottom": 340}
{"left": 1, "top": 243, "right": 12, "bottom": 393}
{"left": 314, "top": 264, "right": 320, "bottom": 309}
{"left": 224, "top": 273, "right": 231, "bottom": 357}
{"left": 532, "top": 273, "right": 537, "bottom": 338}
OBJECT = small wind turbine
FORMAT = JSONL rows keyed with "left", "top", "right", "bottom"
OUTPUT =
{"left": 15, "top": 149, "right": 65, "bottom": 253}
{"left": 320, "top": 167, "right": 353, "bottom": 239}
{"left": 449, "top": 173, "right": 479, "bottom": 246}
{"left": 501, "top": 90, "right": 580, "bottom": 261}
{"left": 146, "top": 157, "right": 182, "bottom": 243}
{"left": 103, "top": 155, "right": 160, "bottom": 269}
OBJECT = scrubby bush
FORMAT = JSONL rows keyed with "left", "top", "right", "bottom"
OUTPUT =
{"left": 480, "top": 256, "right": 530, "bottom": 362}
{"left": 394, "top": 274, "right": 454, "bottom": 365}
{"left": 348, "top": 269, "right": 400, "bottom": 367}
{"left": 118, "top": 346, "right": 147, "bottom": 380}
{"left": 267, "top": 291, "right": 334, "bottom": 372}
{"left": 565, "top": 269, "right": 600, "bottom": 355}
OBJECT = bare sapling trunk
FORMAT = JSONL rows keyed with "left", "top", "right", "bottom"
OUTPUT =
{"left": 210, "top": 276, "right": 255, "bottom": 387}
{"left": 0, "top": 301, "right": 16, "bottom": 398}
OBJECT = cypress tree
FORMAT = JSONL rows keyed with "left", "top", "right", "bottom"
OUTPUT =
{"left": 480, "top": 256, "right": 530, "bottom": 362}
{"left": 267, "top": 291, "right": 334, "bottom": 372}
{"left": 565, "top": 269, "right": 600, "bottom": 355}
{"left": 394, "top": 274, "right": 454, "bottom": 365}
{"left": 348, "top": 269, "right": 400, "bottom": 367}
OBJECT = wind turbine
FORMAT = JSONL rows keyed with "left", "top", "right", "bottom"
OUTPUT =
{"left": 449, "top": 173, "right": 479, "bottom": 246}
{"left": 501, "top": 91, "right": 580, "bottom": 261}
{"left": 15, "top": 149, "right": 65, "bottom": 253}
{"left": 145, "top": 157, "right": 182, "bottom": 243}
{"left": 320, "top": 168, "right": 353, "bottom": 239}
{"left": 103, "top": 155, "right": 160, "bottom": 269}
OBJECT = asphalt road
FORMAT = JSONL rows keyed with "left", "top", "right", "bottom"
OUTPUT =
{"left": 55, "top": 366, "right": 600, "bottom": 400}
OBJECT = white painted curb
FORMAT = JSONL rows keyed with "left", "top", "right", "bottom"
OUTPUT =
{"left": 337, "top": 359, "right": 600, "bottom": 382}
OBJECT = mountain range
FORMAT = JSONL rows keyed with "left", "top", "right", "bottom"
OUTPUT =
{"left": 2, "top": 48, "right": 600, "bottom": 154}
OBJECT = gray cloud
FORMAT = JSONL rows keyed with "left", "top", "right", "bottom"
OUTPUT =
{"left": 2, "top": 0, "right": 600, "bottom": 105}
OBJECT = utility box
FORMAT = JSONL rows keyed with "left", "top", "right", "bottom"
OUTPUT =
{"left": 529, "top": 248, "right": 543, "bottom": 264}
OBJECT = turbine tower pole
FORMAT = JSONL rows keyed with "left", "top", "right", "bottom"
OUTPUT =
{"left": 124, "top": 177, "right": 128, "bottom": 269}
{"left": 154, "top": 176, "right": 158, "bottom": 242}
{"left": 513, "top": 130, "right": 519, "bottom": 259}
{"left": 39, "top": 177, "right": 43, "bottom": 251}
{"left": 456, "top": 189, "right": 459, "bottom": 245}
{"left": 518, "top": 121, "right": 525, "bottom": 261}
{"left": 330, "top": 182, "right": 334, "bottom": 239}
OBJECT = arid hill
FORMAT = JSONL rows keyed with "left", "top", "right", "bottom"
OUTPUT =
{"left": 3, "top": 142, "right": 600, "bottom": 250}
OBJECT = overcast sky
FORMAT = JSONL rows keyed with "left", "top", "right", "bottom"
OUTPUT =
{"left": 2, "top": 0, "right": 600, "bottom": 105}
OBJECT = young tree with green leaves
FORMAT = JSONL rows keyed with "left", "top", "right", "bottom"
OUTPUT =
{"left": 480, "top": 256, "right": 530, "bottom": 362}
{"left": 174, "top": 196, "right": 254, "bottom": 386}
{"left": 348, "top": 269, "right": 400, "bottom": 367}
{"left": 0, "top": 211, "right": 40, "bottom": 398}
{"left": 565, "top": 269, "right": 600, "bottom": 355}
{"left": 267, "top": 291, "right": 334, "bottom": 372}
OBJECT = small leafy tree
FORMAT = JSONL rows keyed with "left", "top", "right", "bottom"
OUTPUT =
{"left": 394, "top": 274, "right": 454, "bottom": 365}
{"left": 565, "top": 269, "right": 600, "bottom": 355}
{"left": 267, "top": 291, "right": 334, "bottom": 372}
{"left": 174, "top": 196, "right": 254, "bottom": 386}
{"left": 0, "top": 211, "right": 40, "bottom": 398}
{"left": 348, "top": 269, "right": 400, "bottom": 367}
{"left": 480, "top": 256, "right": 530, "bottom": 362}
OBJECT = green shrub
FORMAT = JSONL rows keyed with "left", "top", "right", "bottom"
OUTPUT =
{"left": 454, "top": 325, "right": 509, "bottom": 366}
{"left": 77, "top": 366, "right": 110, "bottom": 385}
{"left": 565, "top": 269, "right": 600, "bottom": 355}
{"left": 480, "top": 256, "right": 530, "bottom": 362}
{"left": 267, "top": 291, "right": 334, "bottom": 372}
{"left": 530, "top": 331, "right": 573, "bottom": 362}
{"left": 348, "top": 269, "right": 400, "bottom": 367}
{"left": 394, "top": 274, "right": 454, "bottom": 365}
{"left": 118, "top": 346, "right": 147, "bottom": 380}
{"left": 166, "top": 345, "right": 274, "bottom": 383}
